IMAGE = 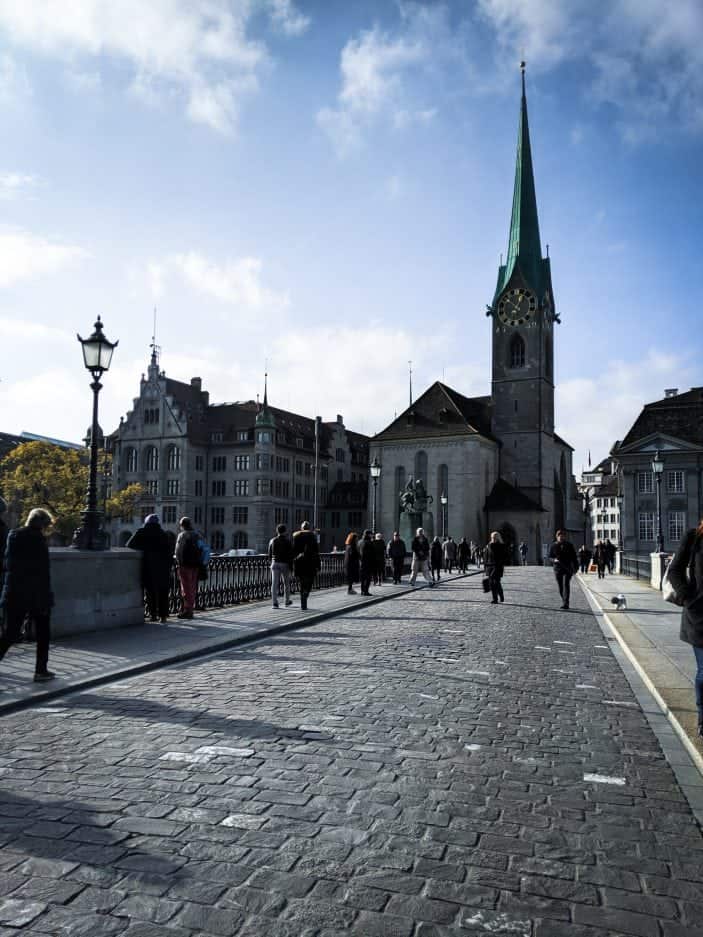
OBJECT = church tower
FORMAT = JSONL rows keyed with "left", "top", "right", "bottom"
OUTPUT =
{"left": 489, "top": 64, "right": 557, "bottom": 509}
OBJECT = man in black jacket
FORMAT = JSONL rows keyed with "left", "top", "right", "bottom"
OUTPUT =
{"left": 268, "top": 524, "right": 293, "bottom": 609}
{"left": 410, "top": 527, "right": 433, "bottom": 586}
{"left": 292, "top": 521, "right": 320, "bottom": 610}
{"left": 548, "top": 530, "right": 579, "bottom": 610}
{"left": 0, "top": 507, "right": 55, "bottom": 681}
{"left": 387, "top": 531, "right": 406, "bottom": 584}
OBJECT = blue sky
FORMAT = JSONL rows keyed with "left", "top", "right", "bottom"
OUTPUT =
{"left": 0, "top": 0, "right": 701, "bottom": 472}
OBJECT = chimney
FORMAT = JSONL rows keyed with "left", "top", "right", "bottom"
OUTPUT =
{"left": 337, "top": 414, "right": 344, "bottom": 425}
{"left": 191, "top": 377, "right": 202, "bottom": 390}
{"left": 664, "top": 388, "right": 678, "bottom": 398}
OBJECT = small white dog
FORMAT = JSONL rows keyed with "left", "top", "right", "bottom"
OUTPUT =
{"left": 611, "top": 594, "right": 627, "bottom": 611}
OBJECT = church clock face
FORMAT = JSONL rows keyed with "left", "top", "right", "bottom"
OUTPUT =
{"left": 498, "top": 288, "right": 537, "bottom": 326}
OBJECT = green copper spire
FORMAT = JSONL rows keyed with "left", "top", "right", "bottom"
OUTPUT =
{"left": 255, "top": 370, "right": 276, "bottom": 428}
{"left": 493, "top": 63, "right": 545, "bottom": 303}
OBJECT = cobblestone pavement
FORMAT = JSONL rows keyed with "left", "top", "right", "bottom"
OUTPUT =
{"left": 1, "top": 569, "right": 702, "bottom": 936}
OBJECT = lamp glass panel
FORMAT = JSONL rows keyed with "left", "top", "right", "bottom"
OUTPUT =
{"left": 82, "top": 339, "right": 102, "bottom": 370}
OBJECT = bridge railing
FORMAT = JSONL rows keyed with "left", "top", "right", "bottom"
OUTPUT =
{"left": 619, "top": 554, "right": 651, "bottom": 581}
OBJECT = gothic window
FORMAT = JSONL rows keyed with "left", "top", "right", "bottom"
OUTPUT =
{"left": 145, "top": 446, "right": 159, "bottom": 472}
{"left": 125, "top": 447, "right": 138, "bottom": 473}
{"left": 509, "top": 334, "right": 525, "bottom": 369}
{"left": 414, "top": 451, "right": 428, "bottom": 485}
{"left": 167, "top": 445, "right": 180, "bottom": 471}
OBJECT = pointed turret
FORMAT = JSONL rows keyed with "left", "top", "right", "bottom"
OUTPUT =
{"left": 255, "top": 371, "right": 276, "bottom": 429}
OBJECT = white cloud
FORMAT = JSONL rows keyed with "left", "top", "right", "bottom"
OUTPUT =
{"left": 0, "top": 315, "right": 71, "bottom": 344}
{"left": 0, "top": 172, "right": 37, "bottom": 199}
{"left": 0, "top": 0, "right": 308, "bottom": 134}
{"left": 0, "top": 52, "right": 31, "bottom": 106}
{"left": 0, "top": 229, "right": 89, "bottom": 287}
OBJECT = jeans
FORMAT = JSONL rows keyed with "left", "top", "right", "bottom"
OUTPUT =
{"left": 0, "top": 604, "right": 50, "bottom": 673}
{"left": 410, "top": 558, "right": 432, "bottom": 584}
{"left": 694, "top": 646, "right": 703, "bottom": 723}
{"left": 487, "top": 570, "right": 503, "bottom": 602}
{"left": 271, "top": 562, "right": 291, "bottom": 606}
{"left": 555, "top": 569, "right": 572, "bottom": 605}
{"left": 178, "top": 566, "right": 199, "bottom": 612}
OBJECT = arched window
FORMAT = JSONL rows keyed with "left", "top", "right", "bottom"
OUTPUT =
{"left": 125, "top": 447, "right": 138, "bottom": 473}
{"left": 167, "top": 445, "right": 181, "bottom": 471}
{"left": 211, "top": 530, "right": 225, "bottom": 551}
{"left": 145, "top": 446, "right": 159, "bottom": 472}
{"left": 437, "top": 463, "right": 448, "bottom": 508}
{"left": 414, "top": 451, "right": 428, "bottom": 486}
{"left": 232, "top": 531, "right": 248, "bottom": 549}
{"left": 394, "top": 466, "right": 406, "bottom": 522}
{"left": 509, "top": 334, "right": 525, "bottom": 369}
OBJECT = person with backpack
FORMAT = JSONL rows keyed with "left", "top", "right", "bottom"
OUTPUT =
{"left": 175, "top": 516, "right": 203, "bottom": 620}
{"left": 292, "top": 521, "right": 320, "bottom": 611}
{"left": 359, "top": 529, "right": 375, "bottom": 596}
{"left": 667, "top": 523, "right": 703, "bottom": 738}
{"left": 268, "top": 524, "right": 293, "bottom": 608}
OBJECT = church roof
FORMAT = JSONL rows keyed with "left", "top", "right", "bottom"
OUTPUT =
{"left": 617, "top": 387, "right": 703, "bottom": 449}
{"left": 485, "top": 477, "right": 545, "bottom": 512}
{"left": 373, "top": 381, "right": 494, "bottom": 442}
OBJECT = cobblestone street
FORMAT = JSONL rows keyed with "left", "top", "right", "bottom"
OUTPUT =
{"left": 1, "top": 569, "right": 703, "bottom": 936}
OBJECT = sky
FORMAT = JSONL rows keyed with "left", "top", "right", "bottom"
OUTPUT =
{"left": 0, "top": 0, "right": 701, "bottom": 473}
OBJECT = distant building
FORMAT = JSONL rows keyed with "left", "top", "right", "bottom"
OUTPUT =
{"left": 0, "top": 430, "right": 82, "bottom": 462}
{"left": 109, "top": 350, "right": 369, "bottom": 552}
{"left": 578, "top": 459, "right": 621, "bottom": 549}
{"left": 611, "top": 387, "right": 703, "bottom": 556}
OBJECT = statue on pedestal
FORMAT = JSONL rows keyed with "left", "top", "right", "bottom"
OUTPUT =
{"left": 398, "top": 476, "right": 434, "bottom": 544}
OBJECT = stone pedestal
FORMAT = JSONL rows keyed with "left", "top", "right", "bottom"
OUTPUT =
{"left": 399, "top": 511, "right": 434, "bottom": 545}
{"left": 50, "top": 548, "right": 145, "bottom": 637}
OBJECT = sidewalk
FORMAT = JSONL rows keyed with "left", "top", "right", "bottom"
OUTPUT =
{"left": 578, "top": 569, "right": 702, "bottom": 764}
{"left": 0, "top": 573, "right": 472, "bottom": 715}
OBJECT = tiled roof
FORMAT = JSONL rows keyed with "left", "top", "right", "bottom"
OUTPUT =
{"left": 374, "top": 382, "right": 494, "bottom": 442}
{"left": 618, "top": 387, "right": 703, "bottom": 449}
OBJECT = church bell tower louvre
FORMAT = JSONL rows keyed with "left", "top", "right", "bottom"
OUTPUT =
{"left": 488, "top": 63, "right": 557, "bottom": 508}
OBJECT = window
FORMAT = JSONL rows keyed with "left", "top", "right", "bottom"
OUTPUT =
{"left": 669, "top": 511, "right": 686, "bottom": 543}
{"left": 234, "top": 455, "right": 250, "bottom": 471}
{"left": 274, "top": 508, "right": 289, "bottom": 525}
{"left": 232, "top": 531, "right": 248, "bottom": 548}
{"left": 167, "top": 446, "right": 181, "bottom": 471}
{"left": 348, "top": 511, "right": 362, "bottom": 527}
{"left": 331, "top": 511, "right": 340, "bottom": 528}
{"left": 337, "top": 469, "right": 343, "bottom": 482}
{"left": 414, "top": 450, "right": 428, "bottom": 484}
{"left": 638, "top": 512, "right": 654, "bottom": 541}
{"left": 194, "top": 479, "right": 203, "bottom": 496}
{"left": 275, "top": 480, "right": 290, "bottom": 497}
{"left": 509, "top": 334, "right": 525, "bottom": 369}
{"left": 146, "top": 479, "right": 158, "bottom": 495}
{"left": 257, "top": 431, "right": 271, "bottom": 444}
{"left": 211, "top": 432, "right": 223, "bottom": 443}
{"left": 295, "top": 508, "right": 303, "bottom": 525}
{"left": 304, "top": 463, "right": 311, "bottom": 476}
{"left": 166, "top": 479, "right": 180, "bottom": 496}
{"left": 144, "top": 407, "right": 159, "bottom": 425}
{"left": 304, "top": 485, "right": 312, "bottom": 500}
{"left": 238, "top": 430, "right": 249, "bottom": 442}
{"left": 276, "top": 456, "right": 290, "bottom": 473}
{"left": 212, "top": 480, "right": 226, "bottom": 497}
{"left": 125, "top": 448, "right": 138, "bottom": 473}
{"left": 637, "top": 471, "right": 653, "bottom": 494}
{"left": 145, "top": 446, "right": 159, "bottom": 472}
{"left": 336, "top": 448, "right": 345, "bottom": 463}
{"left": 193, "top": 506, "right": 202, "bottom": 524}
{"left": 320, "top": 465, "right": 328, "bottom": 480}
{"left": 256, "top": 454, "right": 270, "bottom": 470}
{"left": 296, "top": 437, "right": 304, "bottom": 449}
{"left": 233, "top": 480, "right": 249, "bottom": 496}
{"left": 233, "top": 506, "right": 248, "bottom": 524}
{"left": 212, "top": 456, "right": 226, "bottom": 472}
{"left": 211, "top": 530, "right": 225, "bottom": 551}
{"left": 295, "top": 460, "right": 303, "bottom": 475}
{"left": 256, "top": 478, "right": 270, "bottom": 495}
{"left": 295, "top": 483, "right": 302, "bottom": 498}
{"left": 668, "top": 470, "right": 685, "bottom": 493}
{"left": 195, "top": 455, "right": 204, "bottom": 471}
{"left": 211, "top": 506, "right": 225, "bottom": 524}
{"left": 320, "top": 486, "right": 327, "bottom": 503}
{"left": 162, "top": 505, "right": 177, "bottom": 524}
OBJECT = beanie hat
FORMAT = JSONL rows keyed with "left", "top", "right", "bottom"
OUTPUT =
{"left": 145, "top": 514, "right": 160, "bottom": 525}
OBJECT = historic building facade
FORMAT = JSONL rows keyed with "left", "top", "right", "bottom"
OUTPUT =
{"left": 371, "top": 68, "right": 582, "bottom": 563}
{"left": 109, "top": 353, "right": 368, "bottom": 553}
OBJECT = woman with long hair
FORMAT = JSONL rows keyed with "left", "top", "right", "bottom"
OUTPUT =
{"left": 667, "top": 521, "right": 703, "bottom": 738}
{"left": 484, "top": 531, "right": 506, "bottom": 604}
{"left": 344, "top": 531, "right": 360, "bottom": 595}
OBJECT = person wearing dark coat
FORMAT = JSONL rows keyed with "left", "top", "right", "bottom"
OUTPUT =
{"left": 387, "top": 532, "right": 406, "bottom": 584}
{"left": 127, "top": 514, "right": 173, "bottom": 622}
{"left": 577, "top": 545, "right": 592, "bottom": 574}
{"left": 667, "top": 525, "right": 703, "bottom": 738}
{"left": 484, "top": 531, "right": 506, "bottom": 604}
{"left": 292, "top": 521, "right": 320, "bottom": 610}
{"left": 410, "top": 528, "right": 433, "bottom": 586}
{"left": 359, "top": 530, "right": 375, "bottom": 596}
{"left": 548, "top": 530, "right": 579, "bottom": 609}
{"left": 0, "top": 508, "right": 55, "bottom": 681}
{"left": 457, "top": 537, "right": 470, "bottom": 573}
{"left": 0, "top": 497, "right": 8, "bottom": 587}
{"left": 344, "top": 532, "right": 360, "bottom": 594}
{"left": 372, "top": 533, "right": 386, "bottom": 585}
{"left": 268, "top": 523, "right": 294, "bottom": 609}
{"left": 593, "top": 540, "right": 608, "bottom": 579}
{"left": 605, "top": 539, "right": 616, "bottom": 573}
{"left": 430, "top": 537, "right": 443, "bottom": 582}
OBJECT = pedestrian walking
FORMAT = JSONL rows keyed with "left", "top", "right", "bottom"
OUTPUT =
{"left": 577, "top": 544, "right": 592, "bottom": 574}
{"left": 605, "top": 539, "right": 616, "bottom": 574}
{"left": 387, "top": 531, "right": 406, "bottom": 584}
{"left": 667, "top": 523, "right": 703, "bottom": 738}
{"left": 548, "top": 529, "right": 578, "bottom": 610}
{"left": 372, "top": 532, "right": 386, "bottom": 586}
{"left": 174, "top": 517, "right": 203, "bottom": 619}
{"left": 0, "top": 508, "right": 56, "bottom": 682}
{"left": 292, "top": 521, "right": 320, "bottom": 611}
{"left": 519, "top": 541, "right": 528, "bottom": 566}
{"left": 458, "top": 536, "right": 470, "bottom": 573}
{"left": 593, "top": 540, "right": 608, "bottom": 579}
{"left": 359, "top": 529, "right": 375, "bottom": 596}
{"left": 344, "top": 532, "right": 360, "bottom": 594}
{"left": 443, "top": 536, "right": 457, "bottom": 573}
{"left": 268, "top": 523, "right": 293, "bottom": 608}
{"left": 410, "top": 528, "right": 433, "bottom": 586}
{"left": 430, "top": 536, "right": 443, "bottom": 582}
{"left": 484, "top": 531, "right": 506, "bottom": 604}
{"left": 127, "top": 514, "right": 173, "bottom": 622}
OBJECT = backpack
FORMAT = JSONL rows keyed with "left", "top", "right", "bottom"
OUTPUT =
{"left": 197, "top": 536, "right": 211, "bottom": 565}
{"left": 181, "top": 533, "right": 202, "bottom": 568}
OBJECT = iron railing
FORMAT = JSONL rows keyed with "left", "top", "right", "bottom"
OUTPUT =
{"left": 160, "top": 552, "right": 346, "bottom": 614}
{"left": 620, "top": 554, "right": 651, "bottom": 581}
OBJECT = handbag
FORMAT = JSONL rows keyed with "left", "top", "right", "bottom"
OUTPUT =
{"left": 482, "top": 576, "right": 491, "bottom": 593}
{"left": 662, "top": 532, "right": 697, "bottom": 605}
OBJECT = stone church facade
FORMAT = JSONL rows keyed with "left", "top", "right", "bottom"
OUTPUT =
{"left": 371, "top": 68, "right": 582, "bottom": 564}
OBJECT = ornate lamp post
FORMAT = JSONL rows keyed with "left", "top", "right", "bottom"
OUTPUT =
{"left": 651, "top": 450, "right": 664, "bottom": 552}
{"left": 370, "top": 457, "right": 381, "bottom": 534}
{"left": 440, "top": 491, "right": 448, "bottom": 538}
{"left": 72, "top": 316, "right": 118, "bottom": 550}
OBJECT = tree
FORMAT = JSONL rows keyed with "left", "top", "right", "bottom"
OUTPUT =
{"left": 106, "top": 483, "right": 143, "bottom": 523}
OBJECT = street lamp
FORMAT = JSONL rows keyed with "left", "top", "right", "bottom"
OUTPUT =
{"left": 582, "top": 489, "right": 591, "bottom": 547}
{"left": 651, "top": 450, "right": 664, "bottom": 553}
{"left": 370, "top": 457, "right": 381, "bottom": 534}
{"left": 440, "top": 491, "right": 448, "bottom": 538}
{"left": 72, "top": 316, "right": 118, "bottom": 550}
